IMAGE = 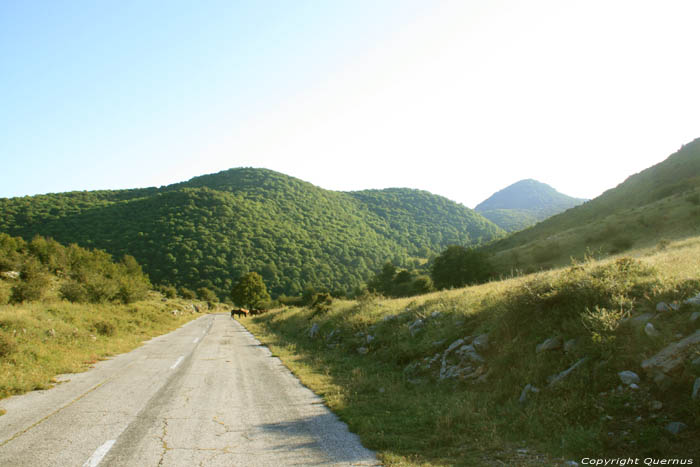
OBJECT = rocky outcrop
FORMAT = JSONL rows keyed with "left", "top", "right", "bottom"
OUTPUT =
{"left": 547, "top": 358, "right": 587, "bottom": 386}
{"left": 536, "top": 336, "right": 563, "bottom": 353}
{"left": 617, "top": 371, "right": 640, "bottom": 386}
{"left": 640, "top": 330, "right": 700, "bottom": 377}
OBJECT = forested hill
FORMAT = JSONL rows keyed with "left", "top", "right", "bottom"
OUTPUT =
{"left": 0, "top": 168, "right": 505, "bottom": 298}
{"left": 475, "top": 179, "right": 586, "bottom": 232}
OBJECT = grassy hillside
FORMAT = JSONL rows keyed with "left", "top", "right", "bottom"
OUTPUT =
{"left": 0, "top": 168, "right": 504, "bottom": 299}
{"left": 483, "top": 139, "right": 700, "bottom": 273}
{"left": 0, "top": 234, "right": 203, "bottom": 400}
{"left": 475, "top": 179, "right": 586, "bottom": 232}
{"left": 245, "top": 235, "right": 700, "bottom": 465}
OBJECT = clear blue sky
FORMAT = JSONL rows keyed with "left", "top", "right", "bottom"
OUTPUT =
{"left": 2, "top": 0, "right": 699, "bottom": 207}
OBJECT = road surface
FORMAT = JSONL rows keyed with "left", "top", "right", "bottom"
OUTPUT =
{"left": 0, "top": 313, "right": 379, "bottom": 466}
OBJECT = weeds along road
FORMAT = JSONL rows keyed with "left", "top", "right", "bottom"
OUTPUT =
{"left": 0, "top": 313, "right": 378, "bottom": 466}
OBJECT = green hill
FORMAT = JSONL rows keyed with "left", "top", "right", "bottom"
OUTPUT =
{"left": 0, "top": 168, "right": 505, "bottom": 298}
{"left": 475, "top": 179, "right": 586, "bottom": 232}
{"left": 484, "top": 138, "right": 700, "bottom": 272}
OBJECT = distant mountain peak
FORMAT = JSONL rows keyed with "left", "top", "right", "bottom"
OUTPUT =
{"left": 475, "top": 179, "right": 586, "bottom": 232}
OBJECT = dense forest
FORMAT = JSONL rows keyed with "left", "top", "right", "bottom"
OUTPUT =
{"left": 0, "top": 168, "right": 504, "bottom": 298}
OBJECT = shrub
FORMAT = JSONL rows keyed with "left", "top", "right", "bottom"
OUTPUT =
{"left": 59, "top": 280, "right": 88, "bottom": 303}
{"left": 93, "top": 320, "right": 115, "bottom": 336}
{"left": 310, "top": 292, "right": 333, "bottom": 315}
{"left": 159, "top": 285, "right": 178, "bottom": 299}
{"left": 10, "top": 258, "right": 50, "bottom": 303}
{"left": 116, "top": 276, "right": 150, "bottom": 304}
{"left": 179, "top": 287, "right": 196, "bottom": 299}
{"left": 197, "top": 287, "right": 217, "bottom": 303}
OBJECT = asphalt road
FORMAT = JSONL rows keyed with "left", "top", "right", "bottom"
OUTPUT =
{"left": 0, "top": 313, "right": 379, "bottom": 466}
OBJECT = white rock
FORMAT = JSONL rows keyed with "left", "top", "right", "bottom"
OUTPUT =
{"left": 472, "top": 334, "right": 489, "bottom": 352}
{"left": 665, "top": 422, "right": 687, "bottom": 435}
{"left": 618, "top": 370, "right": 640, "bottom": 386}
{"left": 308, "top": 323, "right": 320, "bottom": 338}
{"left": 692, "top": 378, "right": 700, "bottom": 400}
{"left": 684, "top": 293, "right": 700, "bottom": 305}
{"left": 656, "top": 302, "right": 670, "bottom": 312}
{"left": 644, "top": 322, "right": 660, "bottom": 337}
{"left": 518, "top": 383, "right": 540, "bottom": 404}
{"left": 536, "top": 336, "right": 563, "bottom": 353}
{"left": 690, "top": 311, "right": 700, "bottom": 322}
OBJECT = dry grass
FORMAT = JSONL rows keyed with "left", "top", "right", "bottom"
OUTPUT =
{"left": 244, "top": 235, "right": 700, "bottom": 465}
{"left": 0, "top": 293, "right": 204, "bottom": 399}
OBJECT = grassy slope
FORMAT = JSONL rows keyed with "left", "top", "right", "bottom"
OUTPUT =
{"left": 0, "top": 283, "right": 204, "bottom": 399}
{"left": 483, "top": 139, "right": 700, "bottom": 272}
{"left": 244, "top": 236, "right": 700, "bottom": 465}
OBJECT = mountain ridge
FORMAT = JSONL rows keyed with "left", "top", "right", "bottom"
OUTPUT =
{"left": 483, "top": 137, "right": 700, "bottom": 271}
{"left": 475, "top": 178, "right": 587, "bottom": 232}
{"left": 0, "top": 168, "right": 505, "bottom": 298}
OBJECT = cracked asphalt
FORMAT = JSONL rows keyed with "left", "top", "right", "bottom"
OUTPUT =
{"left": 0, "top": 313, "right": 379, "bottom": 466}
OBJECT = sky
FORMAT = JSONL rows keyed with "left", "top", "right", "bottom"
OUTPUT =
{"left": 1, "top": 0, "right": 699, "bottom": 208}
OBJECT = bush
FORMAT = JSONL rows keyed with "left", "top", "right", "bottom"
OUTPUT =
{"left": 179, "top": 287, "right": 196, "bottom": 299}
{"left": 431, "top": 245, "right": 493, "bottom": 289}
{"left": 93, "top": 320, "right": 116, "bottom": 336}
{"left": 197, "top": 287, "right": 217, "bottom": 303}
{"left": 159, "top": 285, "right": 178, "bottom": 299}
{"left": 116, "top": 277, "right": 150, "bottom": 304}
{"left": 10, "top": 258, "right": 50, "bottom": 303}
{"left": 310, "top": 292, "right": 333, "bottom": 315}
{"left": 59, "top": 280, "right": 88, "bottom": 303}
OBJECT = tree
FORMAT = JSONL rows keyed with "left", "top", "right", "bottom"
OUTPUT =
{"left": 430, "top": 245, "right": 492, "bottom": 290}
{"left": 231, "top": 272, "right": 270, "bottom": 309}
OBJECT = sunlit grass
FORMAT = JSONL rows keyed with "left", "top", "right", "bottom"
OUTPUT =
{"left": 0, "top": 294, "right": 203, "bottom": 399}
{"left": 245, "top": 235, "right": 700, "bottom": 465}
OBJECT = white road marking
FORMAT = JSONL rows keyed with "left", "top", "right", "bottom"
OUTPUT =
{"left": 170, "top": 356, "right": 184, "bottom": 369}
{"left": 82, "top": 439, "right": 115, "bottom": 467}
{"left": 193, "top": 337, "right": 200, "bottom": 344}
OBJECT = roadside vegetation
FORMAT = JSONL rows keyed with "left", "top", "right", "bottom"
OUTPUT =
{"left": 244, "top": 235, "right": 700, "bottom": 465}
{"left": 0, "top": 234, "right": 203, "bottom": 400}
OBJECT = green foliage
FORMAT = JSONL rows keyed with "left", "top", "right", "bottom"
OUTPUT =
{"left": 93, "top": 319, "right": 116, "bottom": 336}
{"left": 0, "top": 233, "right": 151, "bottom": 304}
{"left": 310, "top": 292, "right": 333, "bottom": 316}
{"left": 159, "top": 285, "right": 178, "bottom": 298}
{"left": 196, "top": 287, "right": 217, "bottom": 302}
{"left": 430, "top": 245, "right": 492, "bottom": 289}
{"left": 0, "top": 168, "right": 504, "bottom": 299}
{"left": 231, "top": 272, "right": 270, "bottom": 309}
{"left": 10, "top": 257, "right": 50, "bottom": 303}
{"left": 367, "top": 262, "right": 435, "bottom": 298}
{"left": 179, "top": 287, "right": 196, "bottom": 299}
